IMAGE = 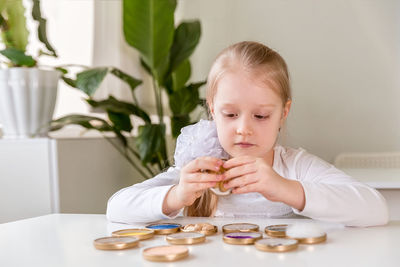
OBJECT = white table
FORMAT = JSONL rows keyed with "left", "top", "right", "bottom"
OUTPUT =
{"left": 1, "top": 214, "right": 399, "bottom": 267}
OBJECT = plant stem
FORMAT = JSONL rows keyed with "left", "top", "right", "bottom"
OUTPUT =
{"left": 112, "top": 135, "right": 157, "bottom": 177}
{"left": 151, "top": 78, "right": 170, "bottom": 172}
{"left": 152, "top": 78, "right": 163, "bottom": 124}
{"left": 102, "top": 135, "right": 151, "bottom": 180}
{"left": 157, "top": 81, "right": 164, "bottom": 122}
{"left": 131, "top": 91, "right": 139, "bottom": 106}
{"left": 126, "top": 146, "right": 157, "bottom": 176}
{"left": 121, "top": 148, "right": 150, "bottom": 180}
{"left": 156, "top": 154, "right": 163, "bottom": 171}
{"left": 55, "top": 64, "right": 89, "bottom": 69}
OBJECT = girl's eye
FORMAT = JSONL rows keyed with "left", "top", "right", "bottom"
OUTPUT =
{"left": 255, "top": 115, "right": 269, "bottom": 120}
{"left": 224, "top": 113, "right": 237, "bottom": 118}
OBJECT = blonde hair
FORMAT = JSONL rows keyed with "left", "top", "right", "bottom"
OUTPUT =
{"left": 207, "top": 41, "right": 291, "bottom": 108}
{"left": 185, "top": 41, "right": 291, "bottom": 217}
{"left": 184, "top": 189, "right": 218, "bottom": 217}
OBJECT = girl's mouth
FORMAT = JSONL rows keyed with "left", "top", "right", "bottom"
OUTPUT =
{"left": 235, "top": 142, "right": 254, "bottom": 148}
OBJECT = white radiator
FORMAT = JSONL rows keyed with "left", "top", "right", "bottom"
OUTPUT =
{"left": 334, "top": 152, "right": 400, "bottom": 168}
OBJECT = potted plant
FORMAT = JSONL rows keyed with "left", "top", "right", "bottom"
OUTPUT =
{"left": 49, "top": 0, "right": 206, "bottom": 180}
{"left": 0, "top": 0, "right": 60, "bottom": 138}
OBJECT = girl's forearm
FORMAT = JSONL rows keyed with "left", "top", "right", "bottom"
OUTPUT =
{"left": 162, "top": 185, "right": 185, "bottom": 215}
{"left": 278, "top": 179, "right": 306, "bottom": 211}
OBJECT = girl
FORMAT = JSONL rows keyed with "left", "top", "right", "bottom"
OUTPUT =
{"left": 106, "top": 41, "right": 388, "bottom": 227}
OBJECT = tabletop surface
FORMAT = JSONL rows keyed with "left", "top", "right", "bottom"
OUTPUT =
{"left": 1, "top": 214, "right": 399, "bottom": 267}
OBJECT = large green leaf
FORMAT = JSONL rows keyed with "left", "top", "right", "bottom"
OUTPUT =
{"left": 164, "top": 59, "right": 191, "bottom": 95}
{"left": 171, "top": 114, "right": 190, "bottom": 138}
{"left": 136, "top": 124, "right": 167, "bottom": 165}
{"left": 123, "top": 0, "right": 176, "bottom": 73}
{"left": 0, "top": 1, "right": 7, "bottom": 12}
{"left": 107, "top": 110, "right": 133, "bottom": 132}
{"left": 49, "top": 114, "right": 128, "bottom": 147}
{"left": 168, "top": 81, "right": 206, "bottom": 137}
{"left": 169, "top": 81, "right": 205, "bottom": 114}
{"left": 49, "top": 114, "right": 112, "bottom": 132}
{"left": 61, "top": 76, "right": 77, "bottom": 88}
{"left": 155, "top": 54, "right": 170, "bottom": 84}
{"left": 171, "top": 59, "right": 191, "bottom": 92}
{"left": 31, "top": 0, "right": 57, "bottom": 57}
{"left": 140, "top": 57, "right": 152, "bottom": 75}
{"left": 169, "top": 21, "right": 201, "bottom": 73}
{"left": 110, "top": 68, "right": 142, "bottom": 93}
{"left": 76, "top": 67, "right": 108, "bottom": 96}
{"left": 3, "top": 0, "right": 28, "bottom": 51}
{"left": 54, "top": 67, "right": 68, "bottom": 75}
{"left": 0, "top": 14, "right": 6, "bottom": 28}
{"left": 86, "top": 95, "right": 151, "bottom": 123}
{"left": 0, "top": 47, "right": 36, "bottom": 67}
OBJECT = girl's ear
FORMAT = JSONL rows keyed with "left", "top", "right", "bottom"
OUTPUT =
{"left": 280, "top": 100, "right": 292, "bottom": 126}
{"left": 283, "top": 100, "right": 292, "bottom": 119}
{"left": 209, "top": 105, "right": 215, "bottom": 120}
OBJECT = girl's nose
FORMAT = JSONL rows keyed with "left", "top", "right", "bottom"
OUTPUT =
{"left": 236, "top": 119, "right": 253, "bottom": 136}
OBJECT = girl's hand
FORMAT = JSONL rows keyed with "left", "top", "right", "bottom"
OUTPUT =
{"left": 163, "top": 157, "right": 224, "bottom": 215}
{"left": 177, "top": 157, "right": 225, "bottom": 206}
{"left": 222, "top": 156, "right": 305, "bottom": 210}
{"left": 222, "top": 156, "right": 282, "bottom": 200}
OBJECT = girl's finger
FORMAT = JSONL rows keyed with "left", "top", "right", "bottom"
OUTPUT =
{"left": 184, "top": 157, "right": 224, "bottom": 173}
{"left": 232, "top": 182, "right": 258, "bottom": 194}
{"left": 223, "top": 163, "right": 257, "bottom": 180}
{"left": 187, "top": 181, "right": 217, "bottom": 192}
{"left": 223, "top": 156, "right": 256, "bottom": 169}
{"left": 225, "top": 174, "right": 257, "bottom": 189}
{"left": 185, "top": 172, "right": 223, "bottom": 183}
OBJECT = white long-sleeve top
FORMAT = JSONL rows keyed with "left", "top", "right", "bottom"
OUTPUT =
{"left": 106, "top": 120, "right": 389, "bottom": 227}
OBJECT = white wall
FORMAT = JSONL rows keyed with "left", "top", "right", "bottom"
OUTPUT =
{"left": 39, "top": 0, "right": 153, "bottom": 116}
{"left": 13, "top": 0, "right": 400, "bottom": 163}
{"left": 176, "top": 0, "right": 400, "bottom": 162}
{"left": 0, "top": 0, "right": 95, "bottom": 135}
{"left": 30, "top": 0, "right": 95, "bottom": 118}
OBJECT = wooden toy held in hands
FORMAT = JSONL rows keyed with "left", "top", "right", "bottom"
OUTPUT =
{"left": 210, "top": 166, "right": 231, "bottom": 196}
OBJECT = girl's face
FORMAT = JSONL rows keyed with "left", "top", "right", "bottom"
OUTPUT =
{"left": 211, "top": 71, "right": 291, "bottom": 163}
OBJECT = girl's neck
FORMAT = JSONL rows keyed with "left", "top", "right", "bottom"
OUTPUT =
{"left": 264, "top": 148, "right": 275, "bottom": 166}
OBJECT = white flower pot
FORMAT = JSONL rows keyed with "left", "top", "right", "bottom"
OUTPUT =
{"left": 0, "top": 68, "right": 60, "bottom": 138}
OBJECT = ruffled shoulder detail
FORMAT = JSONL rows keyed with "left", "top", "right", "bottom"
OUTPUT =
{"left": 174, "top": 119, "right": 229, "bottom": 168}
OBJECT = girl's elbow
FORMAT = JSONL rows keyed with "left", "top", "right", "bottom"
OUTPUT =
{"left": 372, "top": 203, "right": 389, "bottom": 226}
{"left": 350, "top": 202, "right": 389, "bottom": 227}
{"left": 363, "top": 209, "right": 389, "bottom": 227}
{"left": 369, "top": 194, "right": 390, "bottom": 226}
{"left": 355, "top": 188, "right": 390, "bottom": 227}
